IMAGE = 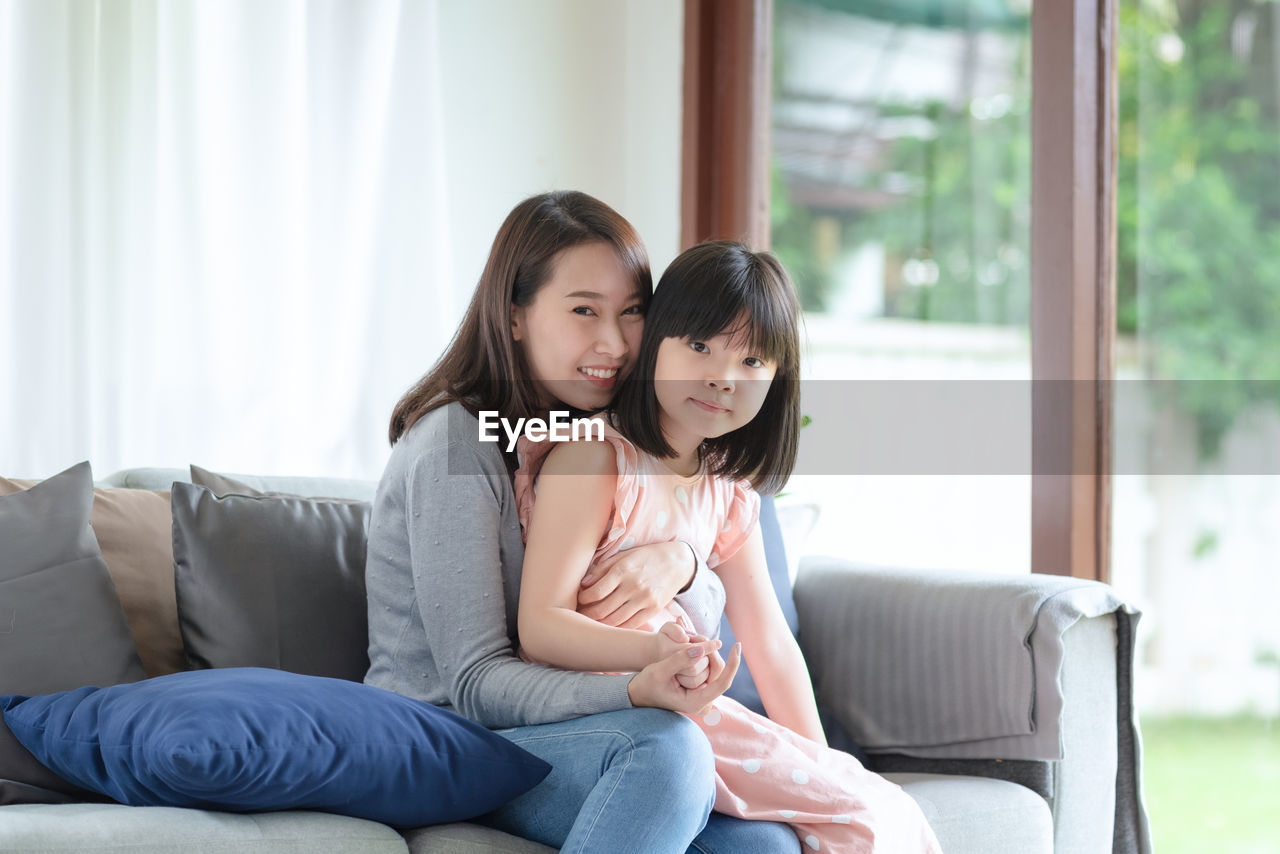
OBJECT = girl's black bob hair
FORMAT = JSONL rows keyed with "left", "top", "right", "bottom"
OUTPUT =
{"left": 611, "top": 240, "right": 801, "bottom": 495}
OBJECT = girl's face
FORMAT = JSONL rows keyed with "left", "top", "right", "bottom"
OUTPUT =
{"left": 653, "top": 327, "right": 777, "bottom": 452}
{"left": 511, "top": 242, "right": 646, "bottom": 412}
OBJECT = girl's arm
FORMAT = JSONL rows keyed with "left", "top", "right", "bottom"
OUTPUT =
{"left": 717, "top": 524, "right": 827, "bottom": 745}
{"left": 517, "top": 440, "right": 691, "bottom": 672}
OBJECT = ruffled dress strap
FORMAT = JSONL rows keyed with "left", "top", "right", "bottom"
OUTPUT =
{"left": 708, "top": 479, "right": 762, "bottom": 568}
{"left": 512, "top": 420, "right": 643, "bottom": 555}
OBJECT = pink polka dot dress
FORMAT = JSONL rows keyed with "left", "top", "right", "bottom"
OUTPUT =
{"left": 515, "top": 426, "right": 943, "bottom": 854}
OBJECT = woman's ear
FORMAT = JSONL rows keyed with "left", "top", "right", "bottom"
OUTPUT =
{"left": 510, "top": 305, "right": 525, "bottom": 341}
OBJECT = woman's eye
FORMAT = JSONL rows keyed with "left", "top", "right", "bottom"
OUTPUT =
{"left": 689, "top": 340, "right": 709, "bottom": 354}
{"left": 572, "top": 306, "right": 597, "bottom": 316}
{"left": 622, "top": 304, "right": 644, "bottom": 316}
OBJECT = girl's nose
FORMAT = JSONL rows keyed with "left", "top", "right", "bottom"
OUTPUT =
{"left": 706, "top": 375, "right": 734, "bottom": 393}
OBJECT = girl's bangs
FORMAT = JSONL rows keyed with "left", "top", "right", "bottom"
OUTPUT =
{"left": 671, "top": 290, "right": 793, "bottom": 366}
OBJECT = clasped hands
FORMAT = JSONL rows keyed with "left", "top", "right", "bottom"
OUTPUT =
{"left": 626, "top": 621, "right": 740, "bottom": 716}
{"left": 586, "top": 540, "right": 740, "bottom": 716}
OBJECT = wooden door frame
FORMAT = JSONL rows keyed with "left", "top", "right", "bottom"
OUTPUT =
{"left": 681, "top": 0, "right": 772, "bottom": 250}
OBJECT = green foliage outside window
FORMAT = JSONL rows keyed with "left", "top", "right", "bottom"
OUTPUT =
{"left": 773, "top": 0, "right": 1280, "bottom": 457}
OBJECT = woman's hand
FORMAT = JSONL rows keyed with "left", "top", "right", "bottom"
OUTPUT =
{"left": 578, "top": 541, "right": 695, "bottom": 628}
{"left": 627, "top": 640, "right": 741, "bottom": 717}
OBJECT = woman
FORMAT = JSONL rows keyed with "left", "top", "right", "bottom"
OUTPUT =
{"left": 364, "top": 191, "right": 800, "bottom": 854}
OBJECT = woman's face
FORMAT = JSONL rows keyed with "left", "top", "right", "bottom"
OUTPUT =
{"left": 511, "top": 242, "right": 646, "bottom": 412}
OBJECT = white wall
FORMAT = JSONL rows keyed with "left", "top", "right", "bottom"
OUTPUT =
{"left": 437, "top": 0, "right": 684, "bottom": 305}
{"left": 0, "top": 0, "right": 685, "bottom": 481}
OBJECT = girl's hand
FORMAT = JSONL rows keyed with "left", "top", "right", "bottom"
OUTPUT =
{"left": 669, "top": 624, "right": 717, "bottom": 690}
{"left": 628, "top": 642, "right": 742, "bottom": 716}
{"left": 675, "top": 651, "right": 712, "bottom": 690}
{"left": 650, "top": 621, "right": 720, "bottom": 668}
{"left": 578, "top": 541, "right": 695, "bottom": 628}
{"left": 649, "top": 622, "right": 717, "bottom": 689}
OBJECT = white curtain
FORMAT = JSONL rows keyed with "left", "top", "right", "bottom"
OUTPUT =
{"left": 0, "top": 0, "right": 455, "bottom": 481}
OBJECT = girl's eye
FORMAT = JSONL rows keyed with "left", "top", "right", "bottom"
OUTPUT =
{"left": 689, "top": 340, "right": 709, "bottom": 354}
{"left": 572, "top": 306, "right": 597, "bottom": 316}
{"left": 744, "top": 356, "right": 766, "bottom": 369}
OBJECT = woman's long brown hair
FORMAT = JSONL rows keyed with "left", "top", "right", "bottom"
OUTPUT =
{"left": 389, "top": 191, "right": 652, "bottom": 445}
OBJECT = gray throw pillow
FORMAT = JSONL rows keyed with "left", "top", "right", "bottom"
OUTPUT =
{"left": 189, "top": 464, "right": 269, "bottom": 497}
{"left": 170, "top": 483, "right": 372, "bottom": 682}
{"left": 189, "top": 464, "right": 366, "bottom": 503}
{"left": 0, "top": 461, "right": 145, "bottom": 697}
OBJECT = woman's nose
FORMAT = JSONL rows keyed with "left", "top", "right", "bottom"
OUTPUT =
{"left": 596, "top": 318, "right": 628, "bottom": 358}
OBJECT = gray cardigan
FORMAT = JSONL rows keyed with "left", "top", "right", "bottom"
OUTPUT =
{"left": 363, "top": 401, "right": 725, "bottom": 728}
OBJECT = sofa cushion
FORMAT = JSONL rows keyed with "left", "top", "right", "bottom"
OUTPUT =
{"left": 170, "top": 482, "right": 371, "bottom": 681}
{"left": 403, "top": 822, "right": 557, "bottom": 854}
{"left": 0, "top": 475, "right": 185, "bottom": 679}
{"left": 888, "top": 773, "right": 1054, "bottom": 854}
{"left": 0, "top": 462, "right": 146, "bottom": 697}
{"left": 0, "top": 804, "right": 410, "bottom": 854}
{"left": 1, "top": 668, "right": 552, "bottom": 827}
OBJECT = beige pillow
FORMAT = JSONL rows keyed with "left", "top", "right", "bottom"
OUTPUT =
{"left": 0, "top": 476, "right": 186, "bottom": 679}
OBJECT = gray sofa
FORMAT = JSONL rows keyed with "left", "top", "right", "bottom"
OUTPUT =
{"left": 0, "top": 467, "right": 1150, "bottom": 853}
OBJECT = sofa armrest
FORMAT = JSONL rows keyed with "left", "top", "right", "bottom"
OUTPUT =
{"left": 794, "top": 556, "right": 1149, "bottom": 854}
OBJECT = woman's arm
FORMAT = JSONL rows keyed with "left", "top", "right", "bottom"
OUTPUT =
{"left": 578, "top": 542, "right": 727, "bottom": 644}
{"left": 717, "top": 525, "right": 827, "bottom": 745}
{"left": 518, "top": 440, "right": 691, "bottom": 672}
{"left": 376, "top": 407, "right": 734, "bottom": 728}
{"left": 393, "top": 436, "right": 632, "bottom": 727}
{"left": 577, "top": 541, "right": 695, "bottom": 625}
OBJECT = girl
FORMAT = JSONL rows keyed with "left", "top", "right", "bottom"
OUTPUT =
{"left": 365, "top": 192, "right": 801, "bottom": 854}
{"left": 514, "top": 241, "right": 944, "bottom": 854}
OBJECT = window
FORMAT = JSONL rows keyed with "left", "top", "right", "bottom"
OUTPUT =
{"left": 1112, "top": 2, "right": 1280, "bottom": 849}
{"left": 770, "top": 0, "right": 1034, "bottom": 573}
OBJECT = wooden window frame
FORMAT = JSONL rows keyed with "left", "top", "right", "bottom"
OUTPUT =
{"left": 683, "top": 0, "right": 1118, "bottom": 582}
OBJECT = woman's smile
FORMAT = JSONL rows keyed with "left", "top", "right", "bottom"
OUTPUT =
{"left": 580, "top": 365, "right": 621, "bottom": 388}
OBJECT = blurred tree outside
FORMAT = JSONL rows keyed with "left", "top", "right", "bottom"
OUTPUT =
{"left": 773, "top": 0, "right": 1280, "bottom": 456}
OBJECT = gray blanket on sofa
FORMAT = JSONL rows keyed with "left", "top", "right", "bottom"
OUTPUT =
{"left": 800, "top": 564, "right": 1151, "bottom": 854}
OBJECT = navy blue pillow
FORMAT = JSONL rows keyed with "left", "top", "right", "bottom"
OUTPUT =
{"left": 0, "top": 668, "right": 550, "bottom": 827}
{"left": 720, "top": 495, "right": 800, "bottom": 714}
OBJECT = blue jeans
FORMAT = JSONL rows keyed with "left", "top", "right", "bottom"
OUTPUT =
{"left": 692, "top": 813, "right": 802, "bottom": 854}
{"left": 485, "top": 708, "right": 798, "bottom": 854}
